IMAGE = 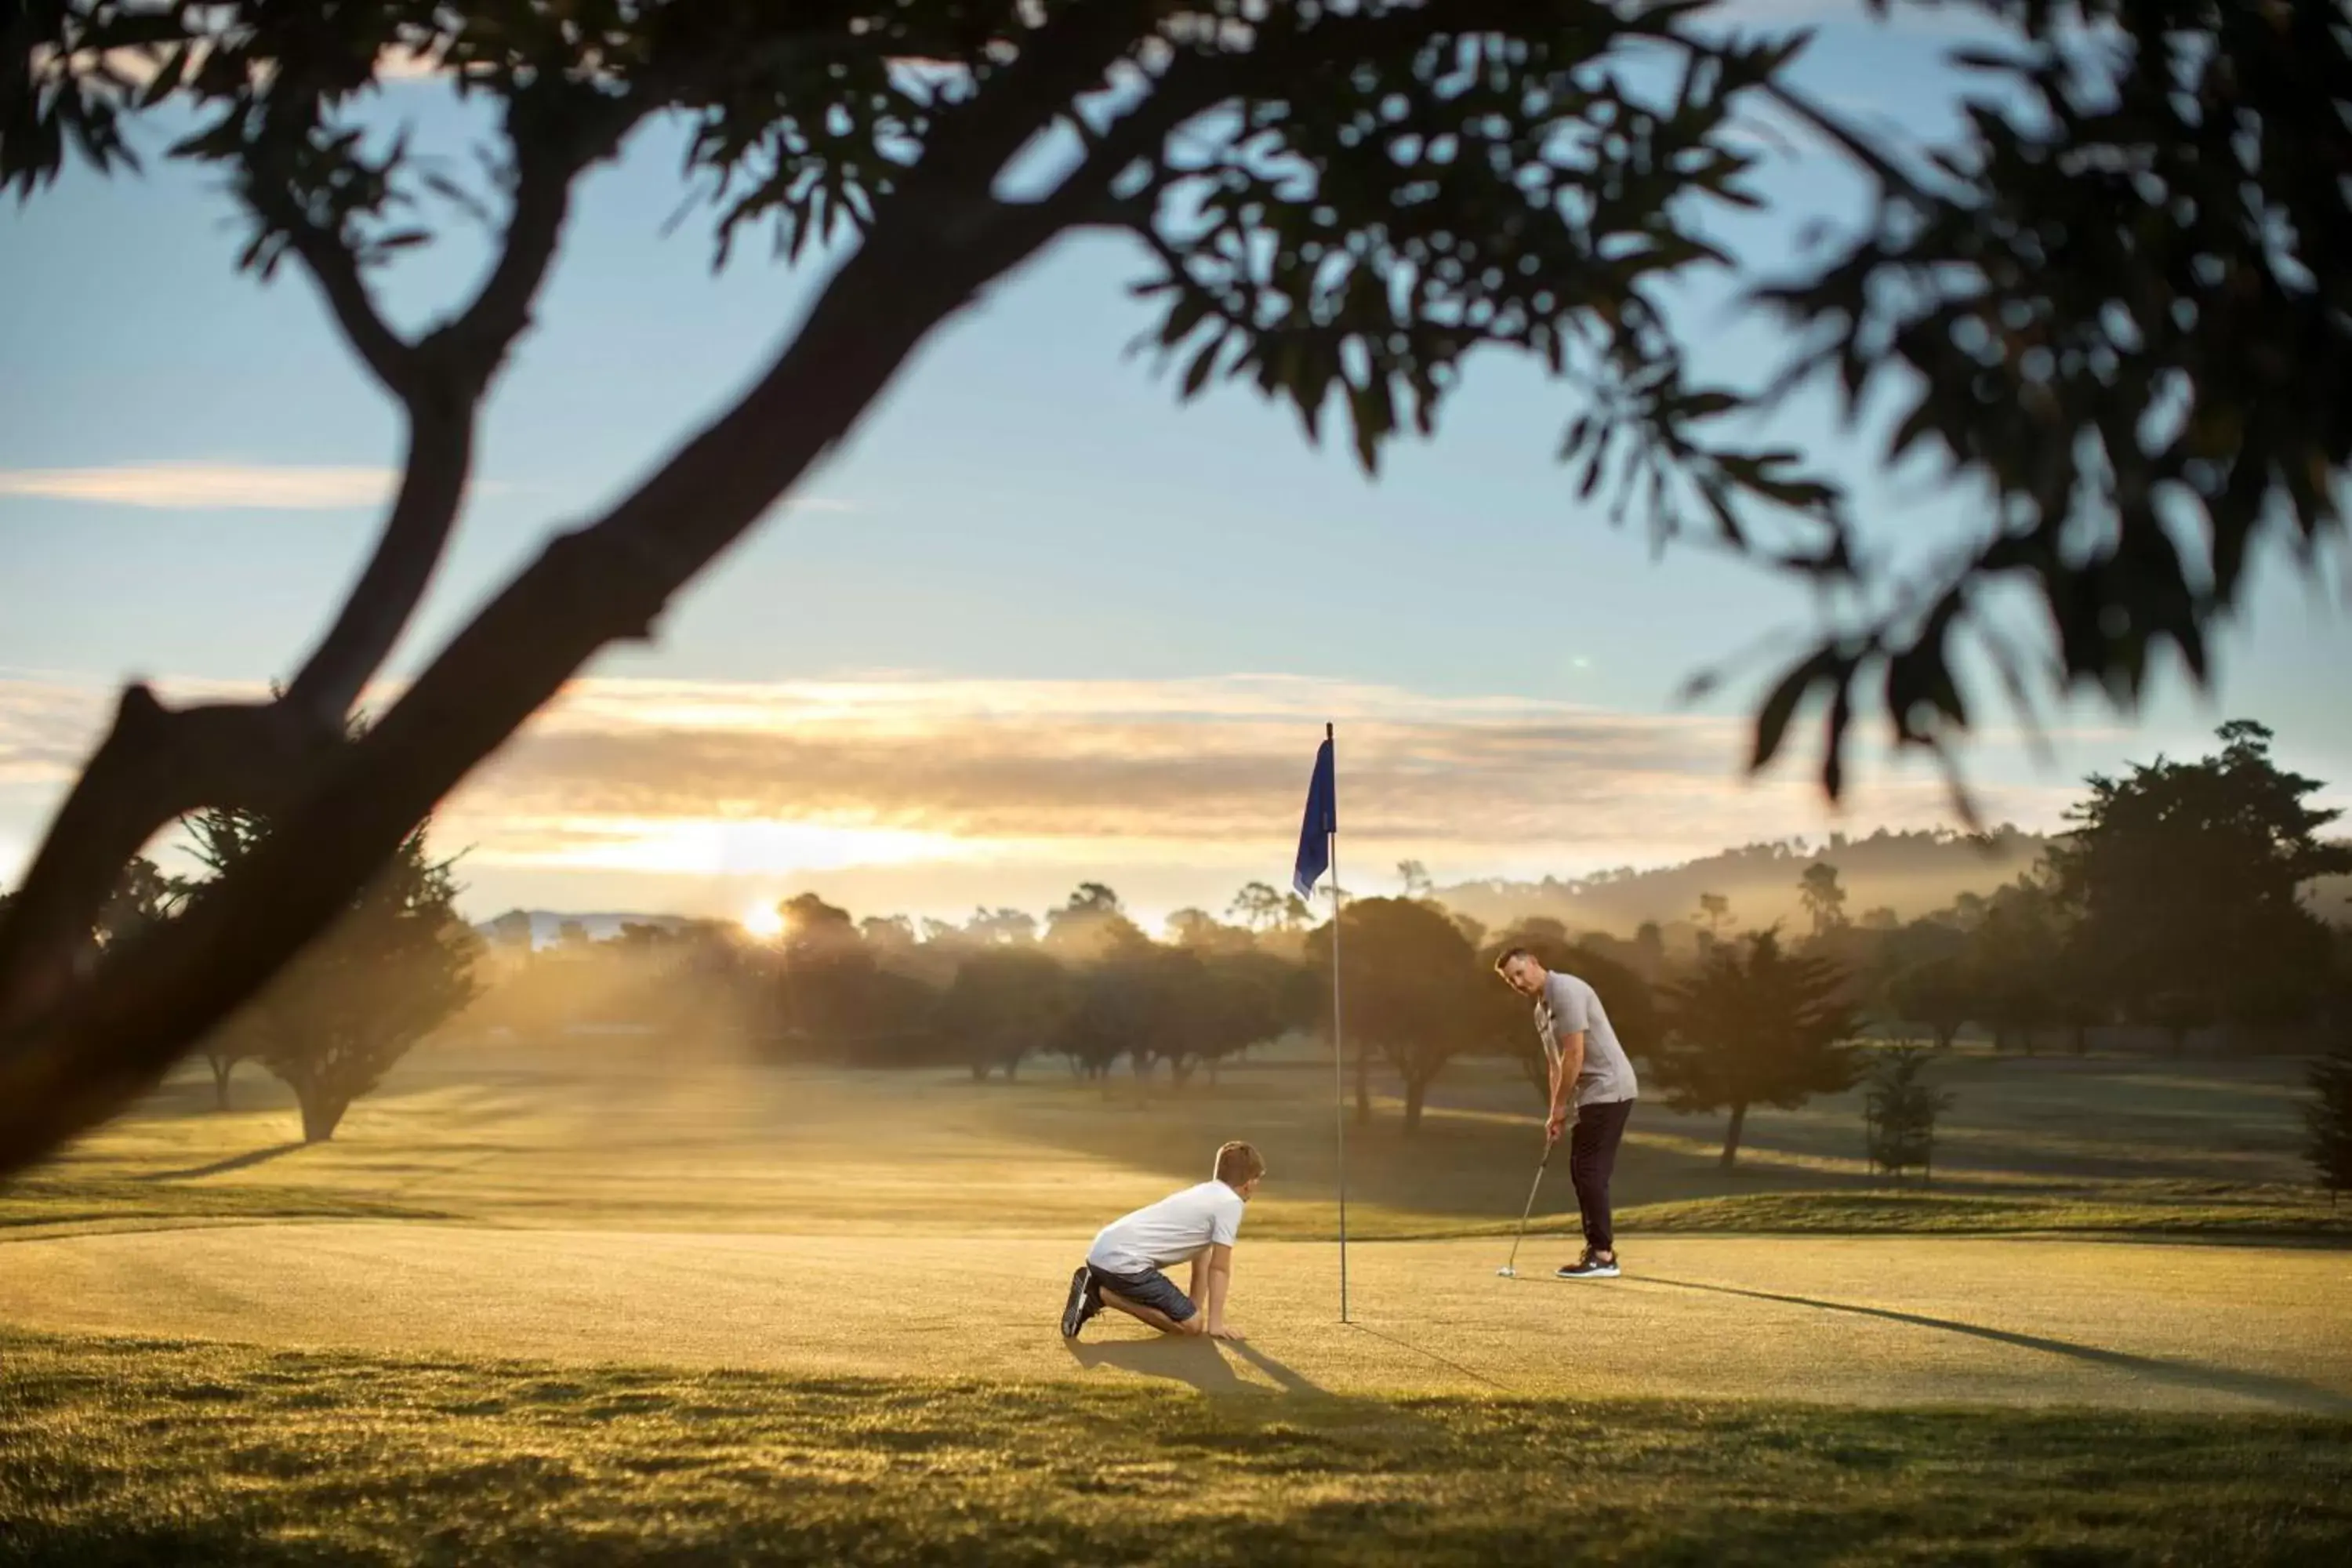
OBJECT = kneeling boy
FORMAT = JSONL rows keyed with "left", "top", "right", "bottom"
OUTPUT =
{"left": 1061, "top": 1141, "right": 1264, "bottom": 1341}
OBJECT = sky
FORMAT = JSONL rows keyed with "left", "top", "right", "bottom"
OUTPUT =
{"left": 2, "top": 3, "right": 2347, "bottom": 935}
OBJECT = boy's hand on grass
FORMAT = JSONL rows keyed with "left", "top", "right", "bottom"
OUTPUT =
{"left": 1207, "top": 1323, "right": 1243, "bottom": 1342}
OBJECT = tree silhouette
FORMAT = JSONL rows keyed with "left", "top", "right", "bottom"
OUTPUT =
{"left": 1797, "top": 862, "right": 1849, "bottom": 942}
{"left": 1228, "top": 881, "right": 1310, "bottom": 935}
{"left": 2310, "top": 1049, "right": 2352, "bottom": 1210}
{"left": 1176, "top": 949, "right": 1314, "bottom": 1087}
{"left": 961, "top": 907, "right": 1039, "bottom": 947}
{"left": 1054, "top": 943, "right": 1203, "bottom": 1092}
{"left": 183, "top": 808, "right": 478, "bottom": 1144}
{"left": 1885, "top": 956, "right": 1969, "bottom": 1053}
{"left": 1043, "top": 884, "right": 1148, "bottom": 963}
{"left": 1957, "top": 873, "right": 2071, "bottom": 1054}
{"left": 1695, "top": 894, "right": 1733, "bottom": 946}
{"left": 1863, "top": 1045, "right": 1953, "bottom": 1187}
{"left": 938, "top": 948, "right": 1070, "bottom": 1083}
{"left": 1318, "top": 896, "right": 1482, "bottom": 1134}
{"left": 1165, "top": 907, "right": 1254, "bottom": 956}
{"left": 1655, "top": 931, "right": 1862, "bottom": 1171}
{"left": 5, "top": 2, "right": 2348, "bottom": 1173}
{"left": 2047, "top": 722, "right": 2350, "bottom": 1052}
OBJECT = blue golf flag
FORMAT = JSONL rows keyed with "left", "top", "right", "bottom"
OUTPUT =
{"left": 1292, "top": 735, "right": 1336, "bottom": 902}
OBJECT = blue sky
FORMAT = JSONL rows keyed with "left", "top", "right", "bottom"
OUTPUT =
{"left": 2, "top": 4, "right": 2346, "bottom": 930}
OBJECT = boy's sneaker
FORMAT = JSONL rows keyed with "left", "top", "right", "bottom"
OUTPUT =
{"left": 1555, "top": 1250, "right": 1621, "bottom": 1280}
{"left": 1061, "top": 1265, "right": 1099, "bottom": 1338}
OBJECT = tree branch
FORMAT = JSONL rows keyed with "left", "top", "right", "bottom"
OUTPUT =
{"left": 0, "top": 0, "right": 1601, "bottom": 1173}
{"left": 0, "top": 689, "right": 321, "bottom": 1037}
{"left": 273, "top": 203, "right": 416, "bottom": 397}
{"left": 0, "top": 95, "right": 627, "bottom": 1016}
{"left": 278, "top": 409, "right": 474, "bottom": 727}
{"left": 0, "top": 6, "right": 1183, "bottom": 1174}
{"left": 428, "top": 91, "right": 632, "bottom": 389}
{"left": 283, "top": 95, "right": 626, "bottom": 725}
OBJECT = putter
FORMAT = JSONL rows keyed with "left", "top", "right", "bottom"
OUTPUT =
{"left": 1496, "top": 1142, "right": 1555, "bottom": 1279}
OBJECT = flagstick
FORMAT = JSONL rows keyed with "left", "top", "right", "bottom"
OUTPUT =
{"left": 1327, "top": 720, "right": 1347, "bottom": 1325}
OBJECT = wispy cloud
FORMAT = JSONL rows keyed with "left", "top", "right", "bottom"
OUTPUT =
{"left": 0, "top": 462, "right": 852, "bottom": 517}
{"left": 0, "top": 670, "right": 2113, "bottom": 908}
{"left": 443, "top": 673, "right": 2072, "bottom": 873}
{"left": 0, "top": 463, "right": 399, "bottom": 510}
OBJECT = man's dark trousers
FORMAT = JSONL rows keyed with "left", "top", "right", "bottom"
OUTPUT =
{"left": 1570, "top": 1098, "right": 1635, "bottom": 1254}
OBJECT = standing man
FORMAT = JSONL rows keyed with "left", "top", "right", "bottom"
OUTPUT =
{"left": 1494, "top": 947, "right": 1638, "bottom": 1279}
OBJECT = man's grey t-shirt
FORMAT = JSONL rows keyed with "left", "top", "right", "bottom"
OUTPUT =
{"left": 1537, "top": 971, "right": 1638, "bottom": 1107}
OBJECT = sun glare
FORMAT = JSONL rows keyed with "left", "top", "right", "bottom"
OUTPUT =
{"left": 740, "top": 900, "right": 787, "bottom": 941}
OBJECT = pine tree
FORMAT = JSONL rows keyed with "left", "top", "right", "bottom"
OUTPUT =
{"left": 1656, "top": 931, "right": 1862, "bottom": 1170}
{"left": 184, "top": 809, "right": 478, "bottom": 1143}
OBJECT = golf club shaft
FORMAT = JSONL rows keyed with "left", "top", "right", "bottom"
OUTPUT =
{"left": 1503, "top": 1146, "right": 1552, "bottom": 1273}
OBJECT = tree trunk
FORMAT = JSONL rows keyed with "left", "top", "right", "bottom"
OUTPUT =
{"left": 0, "top": 187, "right": 1083, "bottom": 1180}
{"left": 1719, "top": 1102, "right": 1748, "bottom": 1171}
{"left": 207, "top": 1053, "right": 235, "bottom": 1111}
{"left": 970, "top": 1061, "right": 989, "bottom": 1083}
{"left": 296, "top": 1084, "right": 347, "bottom": 1145}
{"left": 2071, "top": 1022, "right": 2089, "bottom": 1056}
{"left": 1403, "top": 1074, "right": 1426, "bottom": 1134}
{"left": 1003, "top": 1057, "right": 1018, "bottom": 1083}
{"left": 1353, "top": 1039, "right": 1370, "bottom": 1127}
{"left": 1933, "top": 1022, "right": 1958, "bottom": 1051}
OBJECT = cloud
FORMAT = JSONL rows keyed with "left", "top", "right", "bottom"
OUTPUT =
{"left": 0, "top": 463, "right": 398, "bottom": 511}
{"left": 0, "top": 670, "right": 2115, "bottom": 902}
{"left": 0, "top": 463, "right": 848, "bottom": 517}
{"left": 435, "top": 673, "right": 2063, "bottom": 872}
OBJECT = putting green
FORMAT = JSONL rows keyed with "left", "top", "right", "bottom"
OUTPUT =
{"left": 4, "top": 1223, "right": 2347, "bottom": 1413}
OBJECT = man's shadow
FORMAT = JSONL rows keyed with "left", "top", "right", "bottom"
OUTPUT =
{"left": 1062, "top": 1333, "right": 1326, "bottom": 1397}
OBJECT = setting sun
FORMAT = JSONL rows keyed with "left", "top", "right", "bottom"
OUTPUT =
{"left": 739, "top": 900, "right": 786, "bottom": 941}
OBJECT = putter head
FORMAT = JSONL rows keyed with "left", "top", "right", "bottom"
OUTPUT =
{"left": 1496, "top": 1265, "right": 1516, "bottom": 1278}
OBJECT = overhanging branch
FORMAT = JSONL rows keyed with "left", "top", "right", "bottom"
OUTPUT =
{"left": 0, "top": 4, "right": 1195, "bottom": 1176}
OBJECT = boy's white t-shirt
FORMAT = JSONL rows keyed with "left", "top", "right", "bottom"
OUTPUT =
{"left": 1087, "top": 1181, "right": 1246, "bottom": 1275}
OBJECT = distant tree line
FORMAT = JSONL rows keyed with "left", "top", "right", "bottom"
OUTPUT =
{"left": 27, "top": 720, "right": 2343, "bottom": 1176}
{"left": 442, "top": 721, "right": 2351, "bottom": 1177}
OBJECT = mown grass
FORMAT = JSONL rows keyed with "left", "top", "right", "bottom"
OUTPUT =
{"left": 28, "top": 1045, "right": 2325, "bottom": 1246}
{"left": 13, "top": 1168, "right": 2344, "bottom": 1246}
{"left": 2, "top": 1329, "right": 2347, "bottom": 1566}
{"left": 0, "top": 1177, "right": 450, "bottom": 1235}
{"left": 1609, "top": 1185, "right": 2352, "bottom": 1241}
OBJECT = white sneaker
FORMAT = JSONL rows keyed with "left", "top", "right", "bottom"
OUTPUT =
{"left": 1555, "top": 1250, "right": 1621, "bottom": 1279}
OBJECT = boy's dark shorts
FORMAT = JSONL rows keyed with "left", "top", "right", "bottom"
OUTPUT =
{"left": 1084, "top": 1261, "right": 1196, "bottom": 1323}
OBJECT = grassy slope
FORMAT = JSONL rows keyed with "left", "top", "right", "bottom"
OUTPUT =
{"left": 1611, "top": 1187, "right": 2352, "bottom": 1240}
{"left": 0, "top": 1177, "right": 448, "bottom": 1235}
{"left": 3, "top": 1330, "right": 2348, "bottom": 1566}
{"left": 9, "top": 1048, "right": 2339, "bottom": 1243}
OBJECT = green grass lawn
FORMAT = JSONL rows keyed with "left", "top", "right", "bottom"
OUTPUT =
{"left": 9, "top": 1044, "right": 2339, "bottom": 1243}
{"left": 4, "top": 1048, "right": 2348, "bottom": 1562}
{"left": 0, "top": 1176, "right": 448, "bottom": 1236}
{"left": 1610, "top": 1186, "right": 2352, "bottom": 1240}
{"left": 4, "top": 1329, "right": 2349, "bottom": 1566}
